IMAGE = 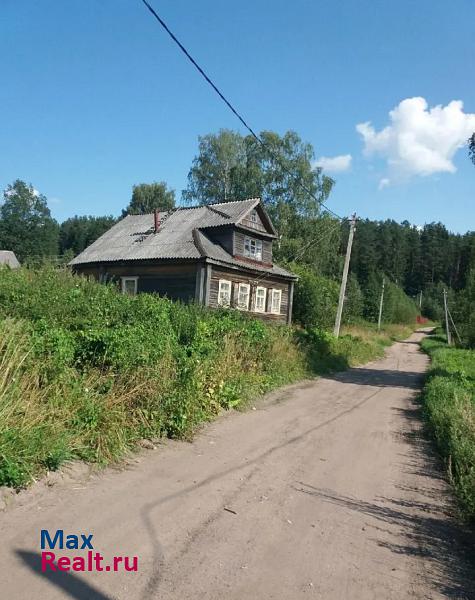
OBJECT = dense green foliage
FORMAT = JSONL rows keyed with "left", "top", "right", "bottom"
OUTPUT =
{"left": 59, "top": 215, "right": 116, "bottom": 256}
{"left": 0, "top": 267, "right": 404, "bottom": 488}
{"left": 421, "top": 335, "right": 475, "bottom": 521}
{"left": 344, "top": 218, "right": 474, "bottom": 343}
{"left": 0, "top": 180, "right": 59, "bottom": 262}
{"left": 451, "top": 269, "right": 475, "bottom": 347}
{"left": 291, "top": 264, "right": 418, "bottom": 330}
{"left": 122, "top": 182, "right": 175, "bottom": 216}
{"left": 290, "top": 264, "right": 339, "bottom": 330}
{"left": 348, "top": 219, "right": 475, "bottom": 295}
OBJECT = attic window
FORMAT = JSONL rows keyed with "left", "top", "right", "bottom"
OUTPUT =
{"left": 250, "top": 209, "right": 258, "bottom": 223}
{"left": 244, "top": 237, "right": 262, "bottom": 261}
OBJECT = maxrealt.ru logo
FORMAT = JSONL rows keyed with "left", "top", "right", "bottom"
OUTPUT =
{"left": 40, "top": 530, "right": 138, "bottom": 572}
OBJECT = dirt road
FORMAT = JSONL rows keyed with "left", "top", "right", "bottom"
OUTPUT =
{"left": 0, "top": 330, "right": 474, "bottom": 599}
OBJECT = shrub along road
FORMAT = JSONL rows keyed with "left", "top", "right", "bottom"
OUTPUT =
{"left": 1, "top": 330, "right": 474, "bottom": 599}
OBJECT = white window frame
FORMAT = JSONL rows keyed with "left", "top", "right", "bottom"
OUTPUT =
{"left": 250, "top": 209, "right": 258, "bottom": 223}
{"left": 236, "top": 282, "right": 250, "bottom": 310}
{"left": 254, "top": 286, "right": 267, "bottom": 313}
{"left": 121, "top": 276, "right": 138, "bottom": 296}
{"left": 270, "top": 288, "right": 282, "bottom": 314}
{"left": 244, "top": 236, "right": 263, "bottom": 261}
{"left": 218, "top": 279, "right": 232, "bottom": 307}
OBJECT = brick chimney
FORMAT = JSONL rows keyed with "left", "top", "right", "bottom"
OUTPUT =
{"left": 154, "top": 209, "right": 160, "bottom": 234}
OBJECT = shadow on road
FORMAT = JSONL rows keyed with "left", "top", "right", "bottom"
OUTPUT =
{"left": 16, "top": 550, "right": 112, "bottom": 600}
{"left": 331, "top": 367, "right": 424, "bottom": 389}
{"left": 295, "top": 400, "right": 475, "bottom": 599}
{"left": 296, "top": 483, "right": 475, "bottom": 598}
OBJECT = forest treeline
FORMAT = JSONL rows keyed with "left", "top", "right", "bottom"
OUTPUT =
{"left": 1, "top": 129, "right": 473, "bottom": 342}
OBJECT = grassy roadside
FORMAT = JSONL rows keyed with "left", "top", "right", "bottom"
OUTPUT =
{"left": 421, "top": 334, "right": 475, "bottom": 522}
{"left": 297, "top": 322, "right": 413, "bottom": 375}
{"left": 0, "top": 267, "right": 413, "bottom": 489}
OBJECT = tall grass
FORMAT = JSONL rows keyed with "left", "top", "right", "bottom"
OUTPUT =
{"left": 0, "top": 267, "right": 409, "bottom": 488}
{"left": 421, "top": 335, "right": 475, "bottom": 521}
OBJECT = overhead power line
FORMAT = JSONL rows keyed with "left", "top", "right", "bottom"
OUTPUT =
{"left": 139, "top": 0, "right": 343, "bottom": 221}
{"left": 252, "top": 216, "right": 343, "bottom": 286}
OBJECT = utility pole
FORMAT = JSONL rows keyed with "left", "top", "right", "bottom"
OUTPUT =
{"left": 447, "top": 307, "right": 462, "bottom": 345}
{"left": 419, "top": 290, "right": 422, "bottom": 310}
{"left": 443, "top": 289, "right": 452, "bottom": 345}
{"left": 377, "top": 278, "right": 385, "bottom": 331}
{"left": 334, "top": 213, "right": 357, "bottom": 338}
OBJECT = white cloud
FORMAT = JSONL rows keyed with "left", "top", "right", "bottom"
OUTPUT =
{"left": 314, "top": 154, "right": 352, "bottom": 173}
{"left": 357, "top": 97, "right": 475, "bottom": 187}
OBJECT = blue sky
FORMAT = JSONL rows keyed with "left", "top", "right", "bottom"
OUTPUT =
{"left": 1, "top": 0, "right": 474, "bottom": 232}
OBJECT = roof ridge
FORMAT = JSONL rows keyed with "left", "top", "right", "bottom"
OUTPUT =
{"left": 126, "top": 209, "right": 174, "bottom": 217}
{"left": 212, "top": 197, "right": 260, "bottom": 207}
{"left": 126, "top": 199, "right": 260, "bottom": 216}
{"left": 206, "top": 204, "right": 231, "bottom": 219}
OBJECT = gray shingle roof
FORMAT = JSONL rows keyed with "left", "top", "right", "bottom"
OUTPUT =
{"left": 0, "top": 251, "right": 20, "bottom": 268}
{"left": 70, "top": 199, "right": 295, "bottom": 279}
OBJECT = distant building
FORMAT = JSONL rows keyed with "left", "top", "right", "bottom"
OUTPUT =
{"left": 70, "top": 198, "right": 297, "bottom": 324}
{"left": 0, "top": 251, "right": 21, "bottom": 269}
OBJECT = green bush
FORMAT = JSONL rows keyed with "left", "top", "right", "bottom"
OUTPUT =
{"left": 383, "top": 281, "right": 419, "bottom": 325}
{"left": 290, "top": 264, "right": 339, "bottom": 330}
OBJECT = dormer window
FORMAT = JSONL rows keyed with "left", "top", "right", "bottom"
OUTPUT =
{"left": 244, "top": 237, "right": 262, "bottom": 261}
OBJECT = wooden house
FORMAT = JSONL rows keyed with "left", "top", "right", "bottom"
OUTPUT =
{"left": 70, "top": 199, "right": 297, "bottom": 324}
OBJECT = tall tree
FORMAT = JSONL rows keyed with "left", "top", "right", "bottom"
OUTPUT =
{"left": 122, "top": 182, "right": 175, "bottom": 216}
{"left": 404, "top": 223, "right": 422, "bottom": 295}
{"left": 420, "top": 223, "right": 451, "bottom": 286}
{"left": 0, "top": 180, "right": 59, "bottom": 262}
{"left": 59, "top": 215, "right": 116, "bottom": 256}
{"left": 349, "top": 219, "right": 378, "bottom": 285}
{"left": 183, "top": 130, "right": 247, "bottom": 204}
{"left": 183, "top": 128, "right": 334, "bottom": 240}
